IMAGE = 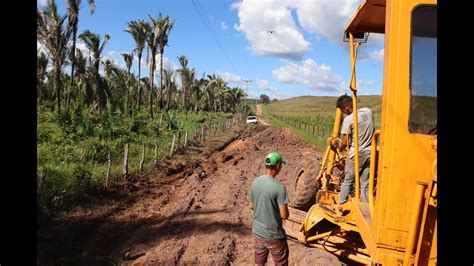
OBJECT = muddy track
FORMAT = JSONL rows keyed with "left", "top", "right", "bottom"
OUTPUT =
{"left": 38, "top": 124, "right": 343, "bottom": 265}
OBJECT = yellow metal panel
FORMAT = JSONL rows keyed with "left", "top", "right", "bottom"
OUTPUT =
{"left": 372, "top": 0, "right": 437, "bottom": 253}
{"left": 351, "top": 199, "right": 378, "bottom": 260}
{"left": 377, "top": 248, "right": 406, "bottom": 265}
{"left": 345, "top": 0, "right": 386, "bottom": 34}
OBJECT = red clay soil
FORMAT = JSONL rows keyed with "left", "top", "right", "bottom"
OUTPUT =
{"left": 37, "top": 124, "right": 343, "bottom": 265}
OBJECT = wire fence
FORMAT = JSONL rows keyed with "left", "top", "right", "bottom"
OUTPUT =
{"left": 266, "top": 113, "right": 334, "bottom": 139}
{"left": 37, "top": 113, "right": 244, "bottom": 198}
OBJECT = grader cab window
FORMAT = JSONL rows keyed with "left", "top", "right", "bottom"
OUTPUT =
{"left": 409, "top": 5, "right": 437, "bottom": 135}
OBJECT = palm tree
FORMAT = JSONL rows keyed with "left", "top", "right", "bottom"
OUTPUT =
{"left": 65, "top": 0, "right": 95, "bottom": 112}
{"left": 78, "top": 30, "right": 109, "bottom": 76}
{"left": 125, "top": 19, "right": 147, "bottom": 110}
{"left": 143, "top": 19, "right": 159, "bottom": 118}
{"left": 205, "top": 74, "right": 227, "bottom": 112}
{"left": 37, "top": 52, "right": 49, "bottom": 104}
{"left": 203, "top": 75, "right": 220, "bottom": 112}
{"left": 74, "top": 48, "right": 88, "bottom": 77}
{"left": 37, "top": 0, "right": 73, "bottom": 112}
{"left": 78, "top": 30, "right": 110, "bottom": 112}
{"left": 192, "top": 78, "right": 205, "bottom": 113}
{"left": 109, "top": 66, "right": 129, "bottom": 111}
{"left": 102, "top": 59, "right": 114, "bottom": 81}
{"left": 163, "top": 69, "right": 177, "bottom": 111}
{"left": 177, "top": 55, "right": 195, "bottom": 113}
{"left": 122, "top": 52, "right": 134, "bottom": 115}
{"left": 72, "top": 49, "right": 88, "bottom": 105}
{"left": 154, "top": 14, "right": 175, "bottom": 109}
{"left": 230, "top": 87, "right": 244, "bottom": 111}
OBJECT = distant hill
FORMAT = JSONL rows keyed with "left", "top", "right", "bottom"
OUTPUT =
{"left": 264, "top": 95, "right": 382, "bottom": 129}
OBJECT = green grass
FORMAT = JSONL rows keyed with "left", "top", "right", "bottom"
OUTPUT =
{"left": 37, "top": 105, "right": 240, "bottom": 216}
{"left": 262, "top": 112, "right": 328, "bottom": 149}
{"left": 261, "top": 95, "right": 382, "bottom": 150}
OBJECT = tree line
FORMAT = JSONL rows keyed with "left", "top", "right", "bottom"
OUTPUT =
{"left": 37, "top": 0, "right": 245, "bottom": 119}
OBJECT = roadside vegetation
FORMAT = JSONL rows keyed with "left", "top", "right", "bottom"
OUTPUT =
{"left": 37, "top": 0, "right": 247, "bottom": 218}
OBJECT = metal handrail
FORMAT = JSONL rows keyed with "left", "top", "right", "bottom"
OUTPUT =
{"left": 369, "top": 130, "right": 380, "bottom": 217}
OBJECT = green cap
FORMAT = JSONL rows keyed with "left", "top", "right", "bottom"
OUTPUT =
{"left": 265, "top": 152, "right": 286, "bottom": 166}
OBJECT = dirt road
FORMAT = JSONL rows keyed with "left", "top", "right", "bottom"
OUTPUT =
{"left": 256, "top": 104, "right": 270, "bottom": 126}
{"left": 38, "top": 123, "right": 342, "bottom": 265}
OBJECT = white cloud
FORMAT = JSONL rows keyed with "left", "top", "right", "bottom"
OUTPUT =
{"left": 247, "top": 89, "right": 258, "bottom": 99}
{"left": 158, "top": 54, "right": 179, "bottom": 72}
{"left": 336, "top": 80, "right": 376, "bottom": 95}
{"left": 357, "top": 80, "right": 376, "bottom": 87}
{"left": 218, "top": 71, "right": 242, "bottom": 83}
{"left": 257, "top": 79, "right": 278, "bottom": 92}
{"left": 361, "top": 48, "right": 384, "bottom": 61}
{"left": 257, "top": 79, "right": 271, "bottom": 90}
{"left": 232, "top": 0, "right": 384, "bottom": 58}
{"left": 272, "top": 59, "right": 343, "bottom": 92}
{"left": 221, "top": 21, "right": 228, "bottom": 30}
{"left": 104, "top": 51, "right": 127, "bottom": 68}
{"left": 289, "top": 0, "right": 360, "bottom": 45}
{"left": 232, "top": 0, "right": 311, "bottom": 59}
{"left": 355, "top": 80, "right": 377, "bottom": 95}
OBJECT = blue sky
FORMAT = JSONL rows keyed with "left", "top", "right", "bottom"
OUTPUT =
{"left": 37, "top": 0, "right": 385, "bottom": 100}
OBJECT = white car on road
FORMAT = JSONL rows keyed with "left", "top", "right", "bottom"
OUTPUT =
{"left": 246, "top": 116, "right": 257, "bottom": 124}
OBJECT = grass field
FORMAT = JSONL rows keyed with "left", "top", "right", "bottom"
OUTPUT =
{"left": 261, "top": 95, "right": 382, "bottom": 149}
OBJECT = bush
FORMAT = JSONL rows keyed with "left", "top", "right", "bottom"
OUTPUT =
{"left": 78, "top": 138, "right": 110, "bottom": 163}
{"left": 37, "top": 122, "right": 64, "bottom": 144}
{"left": 72, "top": 165, "right": 92, "bottom": 192}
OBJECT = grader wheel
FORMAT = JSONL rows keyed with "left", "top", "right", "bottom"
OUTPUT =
{"left": 289, "top": 154, "right": 322, "bottom": 211}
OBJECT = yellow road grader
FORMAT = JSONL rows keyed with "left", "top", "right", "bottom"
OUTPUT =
{"left": 283, "top": 0, "right": 437, "bottom": 265}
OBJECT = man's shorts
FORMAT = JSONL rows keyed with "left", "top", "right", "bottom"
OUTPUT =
{"left": 254, "top": 234, "right": 289, "bottom": 266}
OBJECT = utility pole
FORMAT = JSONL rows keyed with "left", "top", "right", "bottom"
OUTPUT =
{"left": 242, "top": 79, "right": 252, "bottom": 114}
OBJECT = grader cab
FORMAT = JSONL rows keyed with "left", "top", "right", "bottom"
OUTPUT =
{"left": 283, "top": 0, "right": 437, "bottom": 265}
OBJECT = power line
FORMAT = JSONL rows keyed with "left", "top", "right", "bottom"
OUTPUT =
{"left": 191, "top": 0, "right": 237, "bottom": 73}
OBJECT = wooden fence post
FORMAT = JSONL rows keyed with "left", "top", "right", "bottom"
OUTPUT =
{"left": 154, "top": 143, "right": 158, "bottom": 165}
{"left": 185, "top": 130, "right": 188, "bottom": 147}
{"left": 201, "top": 124, "right": 204, "bottom": 141}
{"left": 170, "top": 134, "right": 176, "bottom": 157}
{"left": 175, "top": 131, "right": 180, "bottom": 153}
{"left": 139, "top": 143, "right": 145, "bottom": 171}
{"left": 38, "top": 168, "right": 47, "bottom": 196}
{"left": 123, "top": 143, "right": 129, "bottom": 179}
{"left": 106, "top": 151, "right": 111, "bottom": 188}
{"left": 159, "top": 112, "right": 164, "bottom": 127}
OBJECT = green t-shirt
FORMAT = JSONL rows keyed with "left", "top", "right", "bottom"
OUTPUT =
{"left": 249, "top": 175, "right": 288, "bottom": 239}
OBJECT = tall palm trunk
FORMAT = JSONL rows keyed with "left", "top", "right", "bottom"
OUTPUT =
{"left": 137, "top": 54, "right": 142, "bottom": 110}
{"left": 159, "top": 49, "right": 164, "bottom": 109}
{"left": 54, "top": 62, "right": 62, "bottom": 112}
{"left": 166, "top": 88, "right": 171, "bottom": 111}
{"left": 66, "top": 28, "right": 77, "bottom": 112}
{"left": 149, "top": 48, "right": 156, "bottom": 119}
{"left": 126, "top": 70, "right": 131, "bottom": 117}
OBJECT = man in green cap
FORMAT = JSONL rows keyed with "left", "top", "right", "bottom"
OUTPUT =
{"left": 249, "top": 152, "right": 289, "bottom": 266}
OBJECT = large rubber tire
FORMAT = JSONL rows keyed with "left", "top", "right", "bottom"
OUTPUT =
{"left": 289, "top": 154, "right": 322, "bottom": 211}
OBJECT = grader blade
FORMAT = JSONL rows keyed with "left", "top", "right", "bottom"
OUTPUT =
{"left": 283, "top": 207, "right": 307, "bottom": 239}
